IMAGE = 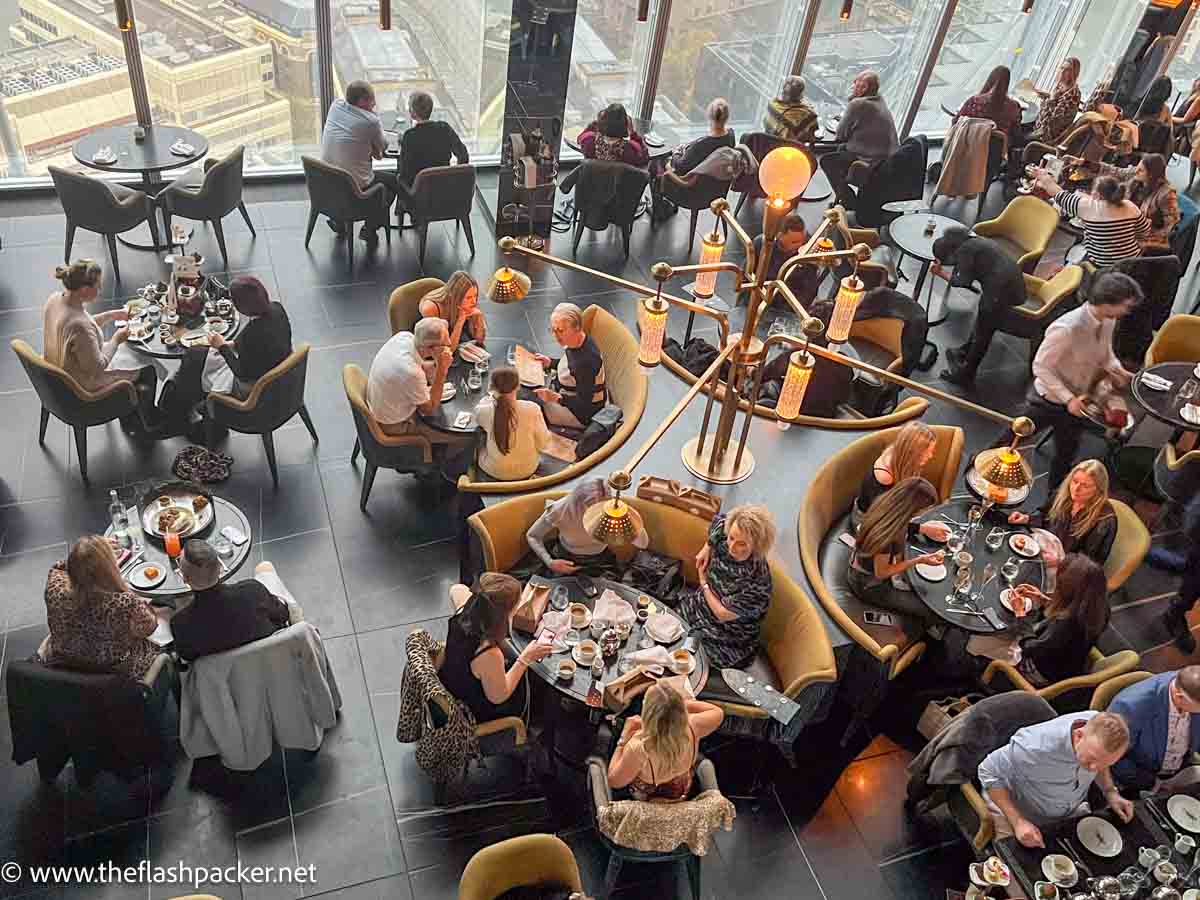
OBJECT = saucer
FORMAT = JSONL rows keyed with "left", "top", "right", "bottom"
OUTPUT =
{"left": 571, "top": 641, "right": 598, "bottom": 668}
{"left": 915, "top": 563, "right": 947, "bottom": 581}
{"left": 1181, "top": 404, "right": 1200, "bottom": 426}
{"left": 441, "top": 382, "right": 457, "bottom": 402}
{"left": 1009, "top": 534, "right": 1040, "bottom": 557}
{"left": 1040, "top": 854, "right": 1077, "bottom": 887}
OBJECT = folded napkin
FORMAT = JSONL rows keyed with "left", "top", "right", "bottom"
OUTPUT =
{"left": 1141, "top": 373, "right": 1172, "bottom": 391}
{"left": 646, "top": 612, "right": 683, "bottom": 642}
{"left": 459, "top": 343, "right": 490, "bottom": 363}
{"left": 624, "top": 645, "right": 674, "bottom": 668}
{"left": 536, "top": 609, "right": 570, "bottom": 639}
{"left": 593, "top": 589, "right": 635, "bottom": 628}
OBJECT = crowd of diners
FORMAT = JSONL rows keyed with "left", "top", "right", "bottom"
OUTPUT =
{"left": 27, "top": 60, "right": 1200, "bottom": 894}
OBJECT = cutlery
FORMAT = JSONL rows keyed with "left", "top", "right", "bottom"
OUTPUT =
{"left": 944, "top": 607, "right": 989, "bottom": 619}
{"left": 121, "top": 550, "right": 145, "bottom": 576}
{"left": 978, "top": 562, "right": 997, "bottom": 592}
{"left": 1146, "top": 798, "right": 1176, "bottom": 835}
{"left": 1062, "top": 837, "right": 1094, "bottom": 878}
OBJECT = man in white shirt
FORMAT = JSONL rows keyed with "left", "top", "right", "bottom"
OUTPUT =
{"left": 320, "top": 80, "right": 400, "bottom": 247}
{"left": 366, "top": 318, "right": 470, "bottom": 450}
{"left": 991, "top": 272, "right": 1141, "bottom": 489}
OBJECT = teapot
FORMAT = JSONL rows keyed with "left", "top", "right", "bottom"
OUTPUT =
{"left": 1150, "top": 887, "right": 1180, "bottom": 900}
{"left": 1088, "top": 876, "right": 1122, "bottom": 900}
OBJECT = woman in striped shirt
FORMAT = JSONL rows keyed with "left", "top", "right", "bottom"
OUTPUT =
{"left": 1031, "top": 169, "right": 1150, "bottom": 267}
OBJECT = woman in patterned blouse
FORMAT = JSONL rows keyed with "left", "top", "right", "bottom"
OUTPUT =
{"left": 43, "top": 535, "right": 159, "bottom": 678}
{"left": 956, "top": 66, "right": 1022, "bottom": 140}
{"left": 1094, "top": 152, "right": 1180, "bottom": 251}
{"left": 1030, "top": 57, "right": 1081, "bottom": 145}
{"left": 679, "top": 505, "right": 775, "bottom": 669}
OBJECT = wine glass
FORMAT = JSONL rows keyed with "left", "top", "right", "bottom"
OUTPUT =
{"left": 985, "top": 527, "right": 1005, "bottom": 552}
{"left": 947, "top": 532, "right": 965, "bottom": 557}
{"left": 550, "top": 585, "right": 569, "bottom": 611}
{"left": 1001, "top": 556, "right": 1020, "bottom": 587}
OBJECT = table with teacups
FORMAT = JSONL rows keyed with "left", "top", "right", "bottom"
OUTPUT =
{"left": 1132, "top": 363, "right": 1200, "bottom": 436}
{"left": 994, "top": 786, "right": 1200, "bottom": 900}
{"left": 905, "top": 499, "right": 1045, "bottom": 634}
{"left": 122, "top": 282, "right": 245, "bottom": 361}
{"left": 419, "top": 338, "right": 523, "bottom": 434}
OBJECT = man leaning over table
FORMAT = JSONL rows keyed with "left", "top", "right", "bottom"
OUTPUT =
{"left": 1109, "top": 667, "right": 1200, "bottom": 796}
{"left": 978, "top": 711, "right": 1133, "bottom": 848}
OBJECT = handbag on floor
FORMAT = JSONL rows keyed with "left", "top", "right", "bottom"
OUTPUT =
{"left": 917, "top": 696, "right": 972, "bottom": 741}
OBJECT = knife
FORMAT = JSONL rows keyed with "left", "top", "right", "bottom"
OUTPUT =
{"left": 120, "top": 550, "right": 145, "bottom": 576}
{"left": 1061, "top": 837, "right": 1094, "bottom": 879}
{"left": 1147, "top": 798, "right": 1178, "bottom": 835}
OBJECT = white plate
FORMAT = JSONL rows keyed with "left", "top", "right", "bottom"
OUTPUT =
{"left": 170, "top": 143, "right": 196, "bottom": 156}
{"left": 1169, "top": 794, "right": 1200, "bottom": 831}
{"left": 205, "top": 318, "right": 229, "bottom": 335}
{"left": 999, "top": 588, "right": 1031, "bottom": 616}
{"left": 969, "top": 859, "right": 1010, "bottom": 887}
{"left": 1009, "top": 534, "right": 1040, "bottom": 557}
{"left": 129, "top": 562, "right": 167, "bottom": 590}
{"left": 915, "top": 563, "right": 947, "bottom": 581}
{"left": 459, "top": 344, "right": 490, "bottom": 364}
{"left": 645, "top": 613, "right": 682, "bottom": 644}
{"left": 1040, "top": 855, "right": 1077, "bottom": 887}
{"left": 1181, "top": 404, "right": 1200, "bottom": 426}
{"left": 571, "top": 642, "right": 599, "bottom": 668}
{"left": 1076, "top": 816, "right": 1123, "bottom": 857}
{"left": 1183, "top": 889, "right": 1200, "bottom": 900}
{"left": 441, "top": 382, "right": 457, "bottom": 402}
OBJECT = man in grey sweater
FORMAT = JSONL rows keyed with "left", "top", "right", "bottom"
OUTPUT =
{"left": 820, "top": 70, "right": 901, "bottom": 206}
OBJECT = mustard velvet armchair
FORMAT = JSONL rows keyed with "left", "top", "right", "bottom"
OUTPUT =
{"left": 973, "top": 196, "right": 1061, "bottom": 274}
{"left": 388, "top": 277, "right": 445, "bottom": 335}
{"left": 1090, "top": 671, "right": 1153, "bottom": 711}
{"left": 467, "top": 492, "right": 838, "bottom": 722}
{"left": 1146, "top": 314, "right": 1200, "bottom": 366}
{"left": 798, "top": 424, "right": 963, "bottom": 680}
{"left": 1104, "top": 499, "right": 1150, "bottom": 594}
{"left": 459, "top": 834, "right": 582, "bottom": 900}
{"left": 981, "top": 647, "right": 1142, "bottom": 713}
{"left": 456, "top": 305, "right": 647, "bottom": 494}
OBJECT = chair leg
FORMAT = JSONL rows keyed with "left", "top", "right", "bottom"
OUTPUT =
{"left": 162, "top": 209, "right": 173, "bottom": 246}
{"left": 38, "top": 407, "right": 50, "bottom": 445}
{"left": 351, "top": 437, "right": 360, "bottom": 465}
{"left": 418, "top": 224, "right": 429, "bottom": 268}
{"left": 347, "top": 227, "right": 355, "bottom": 272}
{"left": 685, "top": 853, "right": 702, "bottom": 900}
{"left": 298, "top": 405, "right": 319, "bottom": 444}
{"left": 573, "top": 219, "right": 585, "bottom": 255}
{"left": 604, "top": 853, "right": 623, "bottom": 896}
{"left": 105, "top": 233, "right": 121, "bottom": 283}
{"left": 461, "top": 216, "right": 475, "bottom": 256}
{"left": 238, "top": 202, "right": 257, "bottom": 237}
{"left": 688, "top": 208, "right": 700, "bottom": 255}
{"left": 1191, "top": 161, "right": 1197, "bottom": 189}
{"left": 145, "top": 204, "right": 162, "bottom": 250}
{"left": 212, "top": 218, "right": 229, "bottom": 270}
{"left": 261, "top": 430, "right": 279, "bottom": 487}
{"left": 304, "top": 208, "right": 318, "bottom": 247}
{"left": 360, "top": 461, "right": 378, "bottom": 511}
{"left": 65, "top": 222, "right": 76, "bottom": 262}
{"left": 73, "top": 425, "right": 89, "bottom": 483}
{"left": 621, "top": 224, "right": 631, "bottom": 258}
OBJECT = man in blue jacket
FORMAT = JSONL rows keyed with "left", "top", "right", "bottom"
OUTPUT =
{"left": 1110, "top": 667, "right": 1200, "bottom": 794}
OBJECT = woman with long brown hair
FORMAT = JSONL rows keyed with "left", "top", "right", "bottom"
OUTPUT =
{"left": 1092, "top": 152, "right": 1179, "bottom": 251}
{"left": 853, "top": 423, "right": 949, "bottom": 541}
{"left": 419, "top": 270, "right": 486, "bottom": 348}
{"left": 475, "top": 365, "right": 551, "bottom": 480}
{"left": 43, "top": 535, "right": 160, "bottom": 677}
{"left": 608, "top": 683, "right": 722, "bottom": 801}
{"left": 1008, "top": 459, "right": 1117, "bottom": 566}
{"left": 956, "top": 65, "right": 1021, "bottom": 139}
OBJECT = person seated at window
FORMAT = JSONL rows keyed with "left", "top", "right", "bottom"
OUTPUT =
{"left": 204, "top": 275, "right": 293, "bottom": 399}
{"left": 820, "top": 70, "right": 900, "bottom": 206}
{"left": 476, "top": 365, "right": 550, "bottom": 481}
{"left": 847, "top": 477, "right": 944, "bottom": 619}
{"left": 319, "top": 80, "right": 398, "bottom": 247}
{"left": 578, "top": 103, "right": 648, "bottom": 167}
{"left": 852, "top": 423, "right": 949, "bottom": 544}
{"left": 1090, "top": 153, "right": 1179, "bottom": 252}
{"left": 42, "top": 260, "right": 157, "bottom": 431}
{"left": 955, "top": 65, "right": 1022, "bottom": 141}
{"left": 1006, "top": 459, "right": 1117, "bottom": 567}
{"left": 399, "top": 90, "right": 470, "bottom": 195}
{"left": 930, "top": 226, "right": 1028, "bottom": 386}
{"left": 763, "top": 76, "right": 818, "bottom": 144}
{"left": 1109, "top": 666, "right": 1200, "bottom": 795}
{"left": 172, "top": 541, "right": 298, "bottom": 661}
{"left": 1137, "top": 76, "right": 1174, "bottom": 126}
{"left": 366, "top": 317, "right": 472, "bottom": 450}
{"left": 608, "top": 683, "right": 723, "bottom": 801}
{"left": 531, "top": 303, "right": 608, "bottom": 429}
{"left": 1029, "top": 171, "right": 1150, "bottom": 268}
{"left": 678, "top": 505, "right": 775, "bottom": 669}
{"left": 43, "top": 535, "right": 160, "bottom": 679}
{"left": 526, "top": 479, "right": 649, "bottom": 575}
{"left": 750, "top": 214, "right": 820, "bottom": 305}
{"left": 1028, "top": 57, "right": 1082, "bottom": 145}
{"left": 418, "top": 270, "right": 486, "bottom": 349}
{"left": 668, "top": 98, "right": 735, "bottom": 176}
{"left": 1175, "top": 78, "right": 1200, "bottom": 127}
{"left": 1005, "top": 553, "right": 1110, "bottom": 687}
{"left": 442, "top": 574, "right": 552, "bottom": 723}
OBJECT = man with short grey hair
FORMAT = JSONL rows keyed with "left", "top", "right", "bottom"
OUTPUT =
{"left": 397, "top": 90, "right": 470, "bottom": 214}
{"left": 820, "top": 69, "right": 900, "bottom": 206}
{"left": 764, "top": 76, "right": 817, "bottom": 144}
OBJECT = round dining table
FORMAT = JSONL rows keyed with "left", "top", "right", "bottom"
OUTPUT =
{"left": 1131, "top": 362, "right": 1200, "bottom": 435}
{"left": 419, "top": 338, "right": 526, "bottom": 434}
{"left": 906, "top": 499, "right": 1046, "bottom": 634}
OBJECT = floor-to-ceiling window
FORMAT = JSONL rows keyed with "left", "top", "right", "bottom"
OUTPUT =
{"left": 564, "top": 0, "right": 649, "bottom": 143}
{"left": 1064, "top": 0, "right": 1152, "bottom": 103}
{"left": 1165, "top": 8, "right": 1200, "bottom": 102}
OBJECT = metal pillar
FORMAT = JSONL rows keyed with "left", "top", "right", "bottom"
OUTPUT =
{"left": 789, "top": 0, "right": 823, "bottom": 76}
{"left": 118, "top": 0, "right": 152, "bottom": 126}
{"left": 635, "top": 0, "right": 673, "bottom": 123}
{"left": 899, "top": 0, "right": 959, "bottom": 141}
{"left": 315, "top": 0, "right": 336, "bottom": 125}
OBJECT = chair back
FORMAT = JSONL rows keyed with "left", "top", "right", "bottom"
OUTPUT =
{"left": 1089, "top": 671, "right": 1153, "bottom": 711}
{"left": 48, "top": 166, "right": 143, "bottom": 233}
{"left": 1020, "top": 265, "right": 1083, "bottom": 319}
{"left": 1154, "top": 443, "right": 1200, "bottom": 504}
{"left": 733, "top": 133, "right": 813, "bottom": 199}
{"left": 1104, "top": 499, "right": 1150, "bottom": 593}
{"left": 342, "top": 363, "right": 431, "bottom": 469}
{"left": 855, "top": 134, "right": 929, "bottom": 228}
{"left": 1146, "top": 314, "right": 1200, "bottom": 366}
{"left": 200, "top": 146, "right": 246, "bottom": 218}
{"left": 408, "top": 165, "right": 476, "bottom": 225}
{"left": 1138, "top": 121, "right": 1173, "bottom": 157}
{"left": 388, "top": 277, "right": 444, "bottom": 335}
{"left": 458, "top": 834, "right": 582, "bottom": 900}
{"left": 209, "top": 344, "right": 310, "bottom": 434}
{"left": 301, "top": 156, "right": 380, "bottom": 222}
{"left": 572, "top": 160, "right": 650, "bottom": 230}
{"left": 11, "top": 338, "right": 136, "bottom": 427}
{"left": 1113, "top": 254, "right": 1183, "bottom": 363}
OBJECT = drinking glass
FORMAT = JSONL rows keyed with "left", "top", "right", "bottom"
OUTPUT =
{"left": 1001, "top": 557, "right": 1020, "bottom": 586}
{"left": 985, "top": 527, "right": 1005, "bottom": 552}
{"left": 947, "top": 533, "right": 965, "bottom": 557}
{"left": 212, "top": 534, "right": 234, "bottom": 559}
{"left": 967, "top": 505, "right": 983, "bottom": 532}
{"left": 506, "top": 344, "right": 518, "bottom": 366}
{"left": 163, "top": 531, "right": 182, "bottom": 559}
{"left": 1180, "top": 379, "right": 1198, "bottom": 401}
{"left": 550, "top": 585, "right": 569, "bottom": 611}
{"left": 618, "top": 654, "right": 635, "bottom": 674}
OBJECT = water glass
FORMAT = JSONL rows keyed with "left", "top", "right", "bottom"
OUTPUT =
{"left": 985, "top": 527, "right": 1005, "bottom": 552}
{"left": 618, "top": 654, "right": 635, "bottom": 674}
{"left": 506, "top": 345, "right": 518, "bottom": 365}
{"left": 550, "top": 586, "right": 569, "bottom": 611}
{"left": 947, "top": 534, "right": 965, "bottom": 557}
{"left": 1180, "top": 379, "right": 1198, "bottom": 401}
{"left": 212, "top": 534, "right": 234, "bottom": 559}
{"left": 1001, "top": 557, "right": 1020, "bottom": 586}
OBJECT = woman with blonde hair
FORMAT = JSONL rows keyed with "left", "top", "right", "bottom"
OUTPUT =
{"left": 1008, "top": 459, "right": 1116, "bottom": 565}
{"left": 608, "top": 683, "right": 722, "bottom": 801}
{"left": 419, "top": 270, "right": 486, "bottom": 348}
{"left": 1030, "top": 57, "right": 1082, "bottom": 145}
{"left": 848, "top": 477, "right": 944, "bottom": 616}
{"left": 679, "top": 505, "right": 776, "bottom": 668}
{"left": 853, "top": 423, "right": 949, "bottom": 540}
{"left": 42, "top": 535, "right": 160, "bottom": 677}
{"left": 475, "top": 365, "right": 550, "bottom": 480}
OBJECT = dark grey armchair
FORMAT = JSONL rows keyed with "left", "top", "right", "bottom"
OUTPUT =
{"left": 561, "top": 160, "right": 649, "bottom": 257}
{"left": 11, "top": 338, "right": 139, "bottom": 483}
{"left": 404, "top": 164, "right": 476, "bottom": 268}
{"left": 160, "top": 146, "right": 255, "bottom": 270}
{"left": 301, "top": 156, "right": 390, "bottom": 272}
{"left": 49, "top": 166, "right": 160, "bottom": 284}
{"left": 343, "top": 364, "right": 435, "bottom": 510}
{"left": 658, "top": 171, "right": 732, "bottom": 254}
{"left": 206, "top": 344, "right": 318, "bottom": 487}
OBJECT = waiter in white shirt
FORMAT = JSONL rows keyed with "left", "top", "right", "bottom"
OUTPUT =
{"left": 319, "top": 80, "right": 401, "bottom": 248}
{"left": 990, "top": 272, "right": 1141, "bottom": 489}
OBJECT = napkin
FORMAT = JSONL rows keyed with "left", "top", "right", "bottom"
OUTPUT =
{"left": 459, "top": 343, "right": 490, "bottom": 363}
{"left": 646, "top": 612, "right": 683, "bottom": 642}
{"left": 536, "top": 609, "right": 570, "bottom": 639}
{"left": 593, "top": 589, "right": 635, "bottom": 628}
{"left": 1140, "top": 373, "right": 1172, "bottom": 391}
{"left": 624, "top": 645, "right": 674, "bottom": 668}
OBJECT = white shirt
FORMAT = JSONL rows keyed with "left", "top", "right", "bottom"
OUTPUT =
{"left": 1033, "top": 304, "right": 1122, "bottom": 405}
{"left": 1162, "top": 689, "right": 1192, "bottom": 776}
{"left": 366, "top": 332, "right": 430, "bottom": 426}
{"left": 475, "top": 396, "right": 551, "bottom": 481}
{"left": 320, "top": 98, "right": 386, "bottom": 189}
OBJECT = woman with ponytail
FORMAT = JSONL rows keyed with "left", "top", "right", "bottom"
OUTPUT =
{"left": 1031, "top": 169, "right": 1150, "bottom": 267}
{"left": 442, "top": 573, "right": 551, "bottom": 722}
{"left": 475, "top": 365, "right": 551, "bottom": 480}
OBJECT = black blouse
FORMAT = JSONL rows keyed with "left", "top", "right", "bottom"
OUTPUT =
{"left": 1030, "top": 504, "right": 1117, "bottom": 567}
{"left": 1019, "top": 613, "right": 1100, "bottom": 685}
{"left": 218, "top": 302, "right": 292, "bottom": 383}
{"left": 855, "top": 465, "right": 891, "bottom": 515}
{"left": 439, "top": 614, "right": 524, "bottom": 723}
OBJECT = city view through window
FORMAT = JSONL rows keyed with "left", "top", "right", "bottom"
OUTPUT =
{"left": 0, "top": 0, "right": 1174, "bottom": 181}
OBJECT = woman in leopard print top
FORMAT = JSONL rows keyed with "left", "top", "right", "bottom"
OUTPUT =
{"left": 43, "top": 535, "right": 159, "bottom": 678}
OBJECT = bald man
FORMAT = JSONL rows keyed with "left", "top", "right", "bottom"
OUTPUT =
{"left": 1110, "top": 667, "right": 1200, "bottom": 794}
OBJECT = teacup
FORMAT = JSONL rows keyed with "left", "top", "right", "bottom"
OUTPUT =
{"left": 637, "top": 594, "right": 651, "bottom": 609}
{"left": 1154, "top": 862, "right": 1178, "bottom": 885}
{"left": 556, "top": 659, "right": 576, "bottom": 681}
{"left": 576, "top": 640, "right": 597, "bottom": 665}
{"left": 1049, "top": 855, "right": 1075, "bottom": 881}
{"left": 146, "top": 304, "right": 161, "bottom": 321}
{"left": 636, "top": 609, "right": 649, "bottom": 626}
{"left": 1176, "top": 835, "right": 1196, "bottom": 858}
{"left": 671, "top": 649, "right": 692, "bottom": 674}
{"left": 1141, "top": 848, "right": 1162, "bottom": 869}
{"left": 569, "top": 603, "right": 589, "bottom": 629}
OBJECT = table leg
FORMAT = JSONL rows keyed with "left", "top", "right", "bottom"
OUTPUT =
{"left": 913, "top": 261, "right": 940, "bottom": 371}
{"left": 118, "top": 170, "right": 189, "bottom": 252}
{"left": 684, "top": 309, "right": 698, "bottom": 345}
{"left": 912, "top": 259, "right": 931, "bottom": 301}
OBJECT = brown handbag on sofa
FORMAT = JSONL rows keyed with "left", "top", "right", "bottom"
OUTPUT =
{"left": 512, "top": 581, "right": 551, "bottom": 635}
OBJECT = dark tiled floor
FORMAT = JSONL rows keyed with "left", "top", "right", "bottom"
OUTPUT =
{"left": 0, "top": 155, "right": 1195, "bottom": 900}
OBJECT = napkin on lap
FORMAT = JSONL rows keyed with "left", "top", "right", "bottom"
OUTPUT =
{"left": 594, "top": 589, "right": 635, "bottom": 627}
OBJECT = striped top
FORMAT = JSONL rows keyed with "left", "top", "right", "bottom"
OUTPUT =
{"left": 1052, "top": 190, "right": 1150, "bottom": 267}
